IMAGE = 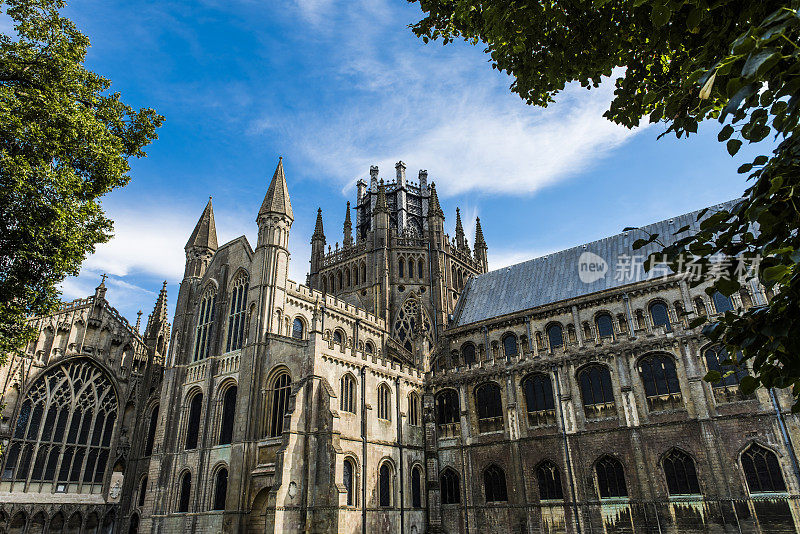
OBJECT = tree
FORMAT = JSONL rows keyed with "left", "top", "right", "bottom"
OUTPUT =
{"left": 410, "top": 0, "right": 800, "bottom": 406}
{"left": 0, "top": 0, "right": 163, "bottom": 363}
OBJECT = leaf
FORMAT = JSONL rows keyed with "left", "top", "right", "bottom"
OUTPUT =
{"left": 763, "top": 264, "right": 789, "bottom": 281}
{"left": 673, "top": 225, "right": 690, "bottom": 235}
{"left": 718, "top": 124, "right": 734, "bottom": 141}
{"left": 699, "top": 71, "right": 716, "bottom": 100}
{"left": 650, "top": 3, "right": 671, "bottom": 27}
{"left": 738, "top": 163, "right": 753, "bottom": 173}
{"left": 742, "top": 49, "right": 780, "bottom": 79}
{"left": 739, "top": 375, "right": 759, "bottom": 394}
{"left": 720, "top": 83, "right": 758, "bottom": 122}
{"left": 727, "top": 139, "right": 743, "bottom": 155}
{"left": 703, "top": 370, "right": 722, "bottom": 383}
{"left": 753, "top": 155, "right": 768, "bottom": 165}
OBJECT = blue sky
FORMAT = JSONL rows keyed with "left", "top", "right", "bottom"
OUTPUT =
{"left": 19, "top": 0, "right": 771, "bottom": 326}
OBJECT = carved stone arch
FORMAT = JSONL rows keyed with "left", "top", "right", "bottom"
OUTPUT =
{"left": 392, "top": 293, "right": 432, "bottom": 354}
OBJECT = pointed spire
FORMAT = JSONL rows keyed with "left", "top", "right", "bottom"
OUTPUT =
{"left": 475, "top": 216, "right": 486, "bottom": 248}
{"left": 427, "top": 182, "right": 444, "bottom": 219}
{"left": 153, "top": 281, "right": 169, "bottom": 322}
{"left": 455, "top": 208, "right": 465, "bottom": 240}
{"left": 135, "top": 311, "right": 142, "bottom": 334}
{"left": 343, "top": 201, "right": 353, "bottom": 247}
{"left": 375, "top": 179, "right": 389, "bottom": 213}
{"left": 259, "top": 156, "right": 294, "bottom": 220}
{"left": 186, "top": 197, "right": 218, "bottom": 251}
{"left": 313, "top": 207, "right": 325, "bottom": 240}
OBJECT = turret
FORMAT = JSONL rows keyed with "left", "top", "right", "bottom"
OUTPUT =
{"left": 474, "top": 216, "right": 488, "bottom": 272}
{"left": 418, "top": 169, "right": 428, "bottom": 191}
{"left": 343, "top": 201, "right": 353, "bottom": 247}
{"left": 373, "top": 179, "right": 389, "bottom": 246}
{"left": 184, "top": 197, "right": 218, "bottom": 279}
{"left": 254, "top": 157, "right": 294, "bottom": 336}
{"left": 370, "top": 165, "right": 379, "bottom": 191}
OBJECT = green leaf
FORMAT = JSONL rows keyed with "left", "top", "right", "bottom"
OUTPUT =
{"left": 742, "top": 49, "right": 780, "bottom": 79}
{"left": 650, "top": 3, "right": 671, "bottom": 27}
{"left": 727, "top": 139, "right": 743, "bottom": 155}
{"left": 718, "top": 125, "right": 734, "bottom": 141}
{"left": 703, "top": 371, "right": 722, "bottom": 383}
{"left": 738, "top": 163, "right": 753, "bottom": 173}
{"left": 739, "top": 375, "right": 759, "bottom": 394}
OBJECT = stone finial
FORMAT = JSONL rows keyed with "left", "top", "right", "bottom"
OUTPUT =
{"left": 343, "top": 201, "right": 353, "bottom": 247}
{"left": 313, "top": 208, "right": 325, "bottom": 241}
{"left": 427, "top": 183, "right": 444, "bottom": 219}
{"left": 375, "top": 179, "right": 389, "bottom": 214}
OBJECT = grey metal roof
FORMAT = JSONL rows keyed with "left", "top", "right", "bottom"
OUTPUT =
{"left": 453, "top": 199, "right": 741, "bottom": 327}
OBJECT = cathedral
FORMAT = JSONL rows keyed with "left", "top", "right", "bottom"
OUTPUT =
{"left": 1, "top": 158, "right": 799, "bottom": 534}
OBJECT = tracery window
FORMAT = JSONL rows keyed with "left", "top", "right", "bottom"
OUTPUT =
{"left": 483, "top": 465, "right": 508, "bottom": 502}
{"left": 663, "top": 449, "right": 700, "bottom": 495}
{"left": 399, "top": 258, "right": 405, "bottom": 278}
{"left": 712, "top": 291, "right": 734, "bottom": 313}
{"left": 418, "top": 259, "right": 424, "bottom": 279}
{"left": 178, "top": 471, "right": 191, "bottom": 512}
{"left": 333, "top": 329, "right": 344, "bottom": 346}
{"left": 144, "top": 405, "right": 158, "bottom": 456}
{"left": 379, "top": 462, "right": 393, "bottom": 507}
{"left": 408, "top": 392, "right": 420, "bottom": 426}
{"left": 704, "top": 346, "right": 750, "bottom": 403}
{"left": 265, "top": 370, "right": 291, "bottom": 438}
{"left": 475, "top": 382, "right": 504, "bottom": 433}
{"left": 436, "top": 389, "right": 460, "bottom": 438}
{"left": 361, "top": 262, "right": 366, "bottom": 283}
{"left": 218, "top": 385, "right": 237, "bottom": 445}
{"left": 185, "top": 392, "right": 202, "bottom": 450}
{"left": 343, "top": 457, "right": 356, "bottom": 506}
{"left": 521, "top": 373, "right": 556, "bottom": 427}
{"left": 378, "top": 383, "right": 392, "bottom": 421}
{"left": 393, "top": 296, "right": 432, "bottom": 353}
{"left": 194, "top": 289, "right": 217, "bottom": 361}
{"left": 742, "top": 443, "right": 786, "bottom": 493}
{"left": 226, "top": 276, "right": 248, "bottom": 352}
{"left": 213, "top": 467, "right": 228, "bottom": 510}
{"left": 596, "top": 456, "right": 627, "bottom": 498}
{"left": 638, "top": 354, "right": 682, "bottom": 411}
{"left": 535, "top": 461, "right": 563, "bottom": 500}
{"left": 596, "top": 313, "right": 614, "bottom": 340}
{"left": 578, "top": 364, "right": 616, "bottom": 419}
{"left": 441, "top": 468, "right": 460, "bottom": 504}
{"left": 411, "top": 465, "right": 423, "bottom": 507}
{"left": 292, "top": 317, "right": 304, "bottom": 340}
{"left": 649, "top": 301, "right": 672, "bottom": 332}
{"left": 340, "top": 374, "right": 357, "bottom": 413}
{"left": 546, "top": 324, "right": 563, "bottom": 349}
{"left": 1, "top": 359, "right": 117, "bottom": 492}
{"left": 461, "top": 343, "right": 476, "bottom": 366}
{"left": 502, "top": 334, "right": 518, "bottom": 358}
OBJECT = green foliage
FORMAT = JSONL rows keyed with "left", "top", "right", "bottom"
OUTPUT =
{"left": 411, "top": 0, "right": 800, "bottom": 407}
{"left": 0, "top": 0, "right": 163, "bottom": 363}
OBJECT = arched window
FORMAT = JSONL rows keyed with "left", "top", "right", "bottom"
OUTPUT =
{"left": 502, "top": 334, "right": 518, "bottom": 358}
{"left": 128, "top": 514, "right": 139, "bottom": 534}
{"left": 475, "top": 382, "right": 504, "bottom": 433}
{"left": 138, "top": 476, "right": 148, "bottom": 507}
{"left": 462, "top": 343, "right": 476, "bottom": 366}
{"left": 398, "top": 258, "right": 405, "bottom": 278}
{"left": 578, "top": 364, "right": 615, "bottom": 419}
{"left": 535, "top": 461, "right": 563, "bottom": 500}
{"left": 337, "top": 271, "right": 343, "bottom": 290}
{"left": 595, "top": 456, "right": 627, "bottom": 498}
{"left": 393, "top": 296, "right": 432, "bottom": 353}
{"left": 638, "top": 354, "right": 682, "bottom": 411}
{"left": 365, "top": 341, "right": 375, "bottom": 355}
{"left": 353, "top": 265, "right": 359, "bottom": 286}
{"left": 521, "top": 373, "right": 556, "bottom": 427}
{"left": 1, "top": 359, "right": 117, "bottom": 488}
{"left": 663, "top": 449, "right": 700, "bottom": 495}
{"left": 340, "top": 374, "right": 357, "bottom": 413}
{"left": 226, "top": 276, "right": 248, "bottom": 352}
{"left": 411, "top": 465, "right": 423, "bottom": 508}
{"left": 436, "top": 389, "right": 460, "bottom": 437}
{"left": 361, "top": 262, "right": 367, "bottom": 284}
{"left": 194, "top": 289, "right": 217, "bottom": 361}
{"left": 265, "top": 371, "right": 291, "bottom": 438}
{"left": 674, "top": 301, "right": 686, "bottom": 326}
{"left": 418, "top": 259, "right": 424, "bottom": 279}
{"left": 185, "top": 392, "right": 203, "bottom": 450}
{"left": 291, "top": 318, "right": 304, "bottom": 340}
{"left": 379, "top": 462, "right": 393, "bottom": 507}
{"left": 649, "top": 301, "right": 672, "bottom": 332}
{"left": 596, "top": 313, "right": 614, "bottom": 340}
{"left": 408, "top": 392, "right": 420, "bottom": 426}
{"left": 441, "top": 468, "right": 460, "bottom": 504}
{"left": 145, "top": 405, "right": 158, "bottom": 456}
{"left": 322, "top": 277, "right": 328, "bottom": 294}
{"left": 704, "top": 346, "right": 750, "bottom": 403}
{"left": 178, "top": 471, "right": 191, "bottom": 512}
{"left": 694, "top": 297, "right": 707, "bottom": 316}
{"left": 219, "top": 385, "right": 237, "bottom": 445}
{"left": 742, "top": 443, "right": 786, "bottom": 493}
{"left": 546, "top": 324, "right": 563, "bottom": 349}
{"left": 345, "top": 268, "right": 351, "bottom": 287}
{"left": 483, "top": 465, "right": 508, "bottom": 502}
{"left": 378, "top": 383, "right": 392, "bottom": 421}
{"left": 343, "top": 457, "right": 356, "bottom": 506}
{"left": 213, "top": 467, "right": 228, "bottom": 510}
{"left": 333, "top": 329, "right": 344, "bottom": 346}
{"left": 712, "top": 291, "right": 734, "bottom": 313}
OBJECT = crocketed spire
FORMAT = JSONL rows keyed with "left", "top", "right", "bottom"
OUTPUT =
{"left": 313, "top": 207, "right": 325, "bottom": 240}
{"left": 455, "top": 207, "right": 465, "bottom": 244}
{"left": 146, "top": 281, "right": 169, "bottom": 336}
{"left": 475, "top": 216, "right": 486, "bottom": 248}
{"left": 186, "top": 197, "right": 218, "bottom": 251}
{"left": 375, "top": 179, "right": 389, "bottom": 213}
{"left": 259, "top": 157, "right": 294, "bottom": 220}
{"left": 427, "top": 182, "right": 444, "bottom": 219}
{"left": 343, "top": 201, "right": 353, "bottom": 246}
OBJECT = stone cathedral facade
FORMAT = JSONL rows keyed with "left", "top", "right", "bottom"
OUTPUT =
{"left": 2, "top": 157, "right": 800, "bottom": 534}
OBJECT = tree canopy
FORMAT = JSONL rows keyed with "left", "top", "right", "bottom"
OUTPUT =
{"left": 410, "top": 0, "right": 800, "bottom": 406}
{"left": 0, "top": 0, "right": 163, "bottom": 361}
